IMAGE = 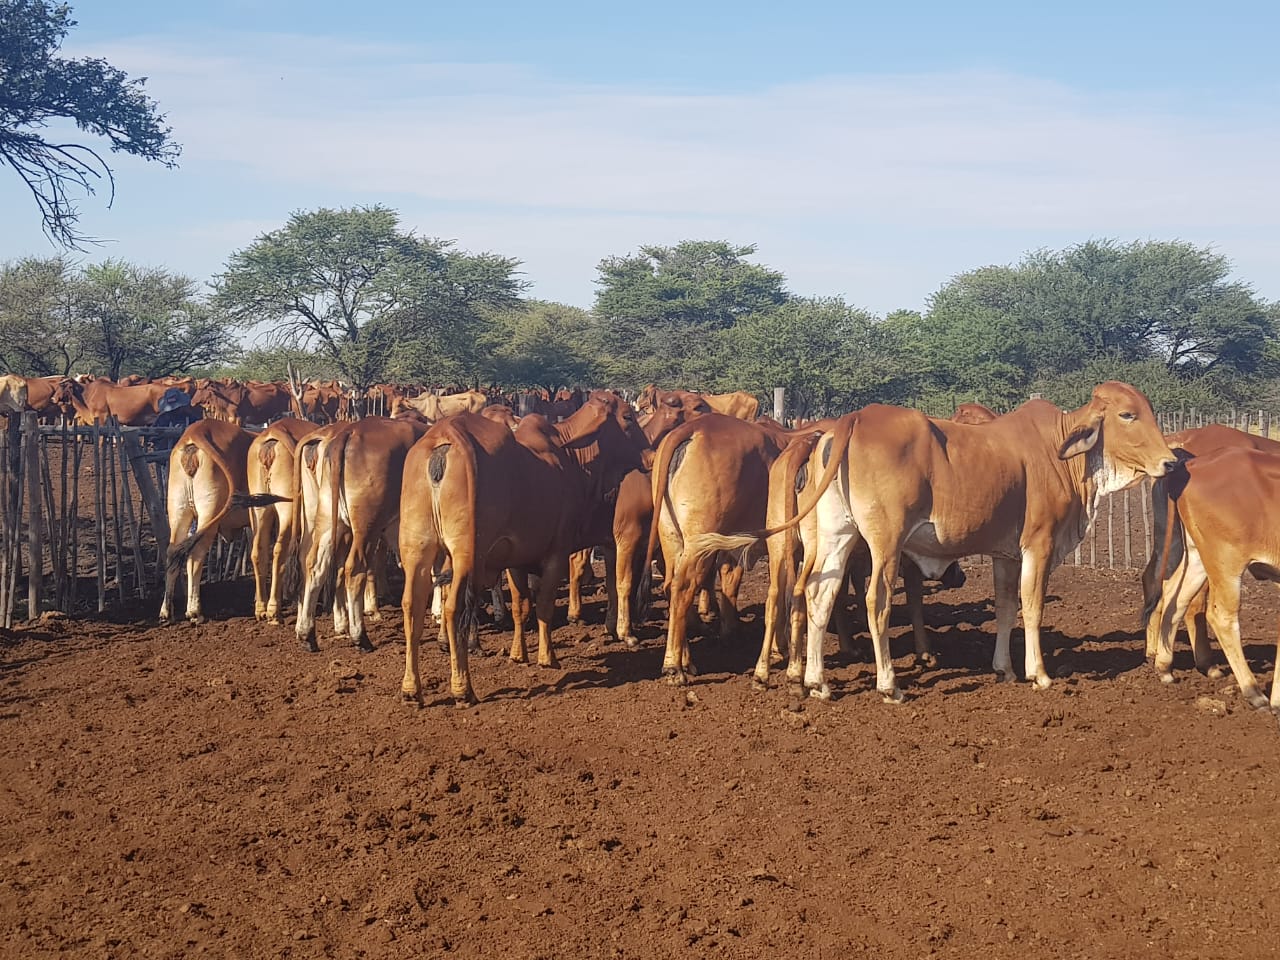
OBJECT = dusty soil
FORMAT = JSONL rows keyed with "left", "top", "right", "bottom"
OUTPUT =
{"left": 2, "top": 561, "right": 1279, "bottom": 960}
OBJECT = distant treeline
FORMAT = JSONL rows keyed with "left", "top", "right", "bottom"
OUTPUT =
{"left": 3, "top": 206, "right": 1276, "bottom": 419}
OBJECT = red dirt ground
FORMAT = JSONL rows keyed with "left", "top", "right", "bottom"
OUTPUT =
{"left": 2, "top": 561, "right": 1279, "bottom": 959}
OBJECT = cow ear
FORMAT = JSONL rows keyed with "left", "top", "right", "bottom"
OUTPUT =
{"left": 1058, "top": 415, "right": 1102, "bottom": 460}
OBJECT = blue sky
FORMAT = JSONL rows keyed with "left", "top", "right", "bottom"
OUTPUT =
{"left": 4, "top": 0, "right": 1279, "bottom": 318}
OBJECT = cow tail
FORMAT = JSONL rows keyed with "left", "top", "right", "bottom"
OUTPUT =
{"left": 1141, "top": 470, "right": 1186, "bottom": 629}
{"left": 638, "top": 423, "right": 688, "bottom": 616}
{"left": 679, "top": 412, "right": 859, "bottom": 579}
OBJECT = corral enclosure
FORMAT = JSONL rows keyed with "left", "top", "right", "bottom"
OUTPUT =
{"left": 3, "top": 405, "right": 1280, "bottom": 958}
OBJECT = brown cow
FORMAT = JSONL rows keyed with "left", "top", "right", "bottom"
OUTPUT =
{"left": 245, "top": 418, "right": 319, "bottom": 623}
{"left": 159, "top": 420, "right": 256, "bottom": 623}
{"left": 1146, "top": 445, "right": 1280, "bottom": 710}
{"left": 1141, "top": 424, "right": 1280, "bottom": 669}
{"left": 691, "top": 382, "right": 1177, "bottom": 701}
{"left": 295, "top": 417, "right": 430, "bottom": 651}
{"left": 54, "top": 379, "right": 171, "bottom": 426}
{"left": 643, "top": 414, "right": 795, "bottom": 682}
{"left": 399, "top": 395, "right": 645, "bottom": 705}
{"left": 391, "top": 389, "right": 488, "bottom": 421}
{"left": 300, "top": 380, "right": 351, "bottom": 423}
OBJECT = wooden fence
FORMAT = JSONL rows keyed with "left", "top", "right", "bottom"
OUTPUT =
{"left": 0, "top": 405, "right": 1276, "bottom": 625}
{"left": 0, "top": 414, "right": 199, "bottom": 627}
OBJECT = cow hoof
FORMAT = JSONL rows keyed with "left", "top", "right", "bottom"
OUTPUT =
{"left": 356, "top": 637, "right": 375, "bottom": 654}
{"left": 751, "top": 676, "right": 769, "bottom": 692}
{"left": 994, "top": 669, "right": 1015, "bottom": 684}
{"left": 1032, "top": 672, "right": 1052, "bottom": 690}
{"left": 1159, "top": 672, "right": 1175, "bottom": 685}
{"left": 915, "top": 652, "right": 938, "bottom": 669}
{"left": 806, "top": 683, "right": 831, "bottom": 702}
{"left": 267, "top": 616, "right": 283, "bottom": 627}
{"left": 187, "top": 614, "right": 206, "bottom": 625}
{"left": 1207, "top": 666, "right": 1225, "bottom": 680}
{"left": 299, "top": 635, "right": 319, "bottom": 654}
{"left": 538, "top": 657, "right": 560, "bottom": 670}
{"left": 400, "top": 690, "right": 422, "bottom": 707}
{"left": 880, "top": 687, "right": 906, "bottom": 704}
{"left": 662, "top": 668, "right": 687, "bottom": 686}
{"left": 1246, "top": 691, "right": 1270, "bottom": 710}
{"left": 623, "top": 635, "right": 640, "bottom": 650}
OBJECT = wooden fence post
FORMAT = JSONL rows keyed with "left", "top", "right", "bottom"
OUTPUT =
{"left": 23, "top": 412, "right": 42, "bottom": 619}
{"left": 773, "top": 387, "right": 785, "bottom": 422}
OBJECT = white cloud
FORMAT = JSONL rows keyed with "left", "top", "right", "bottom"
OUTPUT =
{"left": 15, "top": 32, "right": 1279, "bottom": 314}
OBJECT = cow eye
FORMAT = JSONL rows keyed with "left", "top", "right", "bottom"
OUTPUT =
{"left": 1118, "top": 411, "right": 1136, "bottom": 422}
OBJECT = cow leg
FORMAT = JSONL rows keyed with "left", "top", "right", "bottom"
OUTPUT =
{"left": 159, "top": 500, "right": 196, "bottom": 624}
{"left": 785, "top": 554, "right": 812, "bottom": 688}
{"left": 534, "top": 556, "right": 566, "bottom": 669}
{"left": 1186, "top": 588, "right": 1222, "bottom": 678}
{"left": 802, "top": 528, "right": 860, "bottom": 701}
{"left": 443, "top": 558, "right": 479, "bottom": 706}
{"left": 344, "top": 542, "right": 375, "bottom": 653}
{"left": 600, "top": 543, "right": 620, "bottom": 640}
{"left": 863, "top": 548, "right": 905, "bottom": 702}
{"left": 757, "top": 531, "right": 795, "bottom": 688}
{"left": 717, "top": 558, "right": 744, "bottom": 641}
{"left": 250, "top": 507, "right": 274, "bottom": 621}
{"left": 266, "top": 505, "right": 291, "bottom": 624}
{"left": 1204, "top": 575, "right": 1268, "bottom": 710}
{"left": 182, "top": 534, "right": 214, "bottom": 623}
{"left": 568, "top": 548, "right": 587, "bottom": 624}
{"left": 507, "top": 569, "right": 533, "bottom": 663}
{"left": 990, "top": 557, "right": 1019, "bottom": 681}
{"left": 295, "top": 525, "right": 335, "bottom": 652}
{"left": 662, "top": 551, "right": 716, "bottom": 683}
{"left": 1017, "top": 551, "right": 1053, "bottom": 688}
{"left": 1155, "top": 544, "right": 1207, "bottom": 682}
{"left": 400, "top": 543, "right": 437, "bottom": 705}
{"left": 834, "top": 571, "right": 859, "bottom": 657}
{"left": 613, "top": 519, "right": 644, "bottom": 648}
{"left": 903, "top": 562, "right": 936, "bottom": 668}
{"left": 365, "top": 538, "right": 385, "bottom": 622}
{"left": 1271, "top": 611, "right": 1280, "bottom": 712}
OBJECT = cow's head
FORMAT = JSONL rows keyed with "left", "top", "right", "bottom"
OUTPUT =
{"left": 1058, "top": 381, "right": 1177, "bottom": 483}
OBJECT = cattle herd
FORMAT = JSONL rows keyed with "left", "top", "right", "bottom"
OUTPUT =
{"left": 2, "top": 371, "right": 1278, "bottom": 721}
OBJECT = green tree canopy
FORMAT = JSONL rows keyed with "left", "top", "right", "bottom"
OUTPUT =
{"left": 76, "top": 259, "right": 232, "bottom": 378}
{"left": 591, "top": 240, "right": 789, "bottom": 388}
{"left": 0, "top": 255, "right": 81, "bottom": 374}
{"left": 214, "top": 206, "right": 524, "bottom": 389}
{"left": 0, "top": 256, "right": 235, "bottom": 377}
{"left": 479, "top": 300, "right": 596, "bottom": 391}
{"left": 716, "top": 297, "right": 917, "bottom": 418}
{"left": 0, "top": 0, "right": 181, "bottom": 247}
{"left": 911, "top": 239, "right": 1278, "bottom": 407}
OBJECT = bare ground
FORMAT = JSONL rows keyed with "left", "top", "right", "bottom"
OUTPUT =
{"left": 2, "top": 561, "right": 1279, "bottom": 960}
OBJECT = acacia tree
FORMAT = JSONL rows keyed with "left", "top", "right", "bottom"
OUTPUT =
{"left": 214, "top": 206, "right": 524, "bottom": 389}
{"left": 75, "top": 259, "right": 231, "bottom": 378}
{"left": 591, "top": 240, "right": 789, "bottom": 388}
{"left": 0, "top": 0, "right": 181, "bottom": 247}
{"left": 909, "top": 239, "right": 1279, "bottom": 407}
{"left": 479, "top": 301, "right": 596, "bottom": 392}
{"left": 0, "top": 255, "right": 83, "bottom": 373}
{"left": 716, "top": 297, "right": 916, "bottom": 417}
